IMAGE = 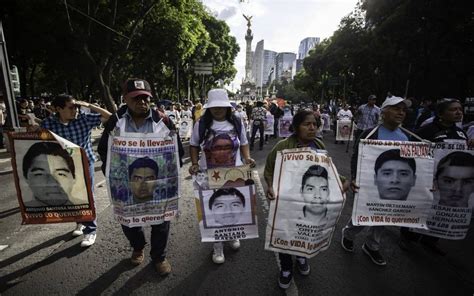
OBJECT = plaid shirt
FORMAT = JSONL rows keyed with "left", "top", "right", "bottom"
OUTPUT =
{"left": 356, "top": 104, "right": 380, "bottom": 130}
{"left": 41, "top": 112, "right": 102, "bottom": 162}
{"left": 251, "top": 107, "right": 267, "bottom": 121}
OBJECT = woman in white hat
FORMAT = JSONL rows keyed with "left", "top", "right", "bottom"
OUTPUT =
{"left": 189, "top": 88, "right": 256, "bottom": 264}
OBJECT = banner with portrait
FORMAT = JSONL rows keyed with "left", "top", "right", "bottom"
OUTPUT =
{"left": 193, "top": 165, "right": 258, "bottom": 242}
{"left": 179, "top": 118, "right": 192, "bottom": 139}
{"left": 278, "top": 117, "right": 293, "bottom": 138}
{"left": 412, "top": 142, "right": 474, "bottom": 240}
{"left": 265, "top": 113, "right": 274, "bottom": 135}
{"left": 352, "top": 140, "right": 434, "bottom": 228}
{"left": 322, "top": 114, "right": 331, "bottom": 131}
{"left": 105, "top": 133, "right": 180, "bottom": 227}
{"left": 336, "top": 120, "right": 356, "bottom": 141}
{"left": 265, "top": 148, "right": 345, "bottom": 258}
{"left": 9, "top": 131, "right": 95, "bottom": 224}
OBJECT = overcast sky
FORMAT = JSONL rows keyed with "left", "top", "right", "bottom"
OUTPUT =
{"left": 202, "top": 0, "right": 359, "bottom": 91}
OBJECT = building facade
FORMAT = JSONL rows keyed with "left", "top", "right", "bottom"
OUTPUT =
{"left": 298, "top": 37, "right": 320, "bottom": 59}
{"left": 275, "top": 52, "right": 296, "bottom": 82}
{"left": 262, "top": 50, "right": 277, "bottom": 86}
{"left": 252, "top": 40, "right": 264, "bottom": 88}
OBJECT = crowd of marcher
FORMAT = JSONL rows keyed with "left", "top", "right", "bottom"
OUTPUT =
{"left": 2, "top": 80, "right": 474, "bottom": 290}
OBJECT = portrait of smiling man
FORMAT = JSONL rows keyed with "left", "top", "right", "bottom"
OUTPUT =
{"left": 374, "top": 149, "right": 416, "bottom": 201}
{"left": 208, "top": 187, "right": 246, "bottom": 227}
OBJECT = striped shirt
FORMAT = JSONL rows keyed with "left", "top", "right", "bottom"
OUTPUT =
{"left": 356, "top": 104, "right": 380, "bottom": 130}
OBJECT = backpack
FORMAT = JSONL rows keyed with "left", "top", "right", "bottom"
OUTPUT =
{"left": 197, "top": 116, "right": 243, "bottom": 145}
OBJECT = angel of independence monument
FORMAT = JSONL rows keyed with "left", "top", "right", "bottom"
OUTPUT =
{"left": 240, "top": 15, "right": 257, "bottom": 102}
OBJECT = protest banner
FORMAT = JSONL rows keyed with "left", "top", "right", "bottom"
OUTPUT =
{"left": 179, "top": 118, "right": 192, "bottom": 139}
{"left": 265, "top": 148, "right": 345, "bottom": 258}
{"left": 336, "top": 120, "right": 355, "bottom": 141}
{"left": 9, "top": 130, "right": 95, "bottom": 224}
{"left": 193, "top": 165, "right": 258, "bottom": 242}
{"left": 322, "top": 114, "right": 331, "bottom": 131}
{"left": 352, "top": 140, "right": 434, "bottom": 228}
{"left": 278, "top": 116, "right": 293, "bottom": 138}
{"left": 264, "top": 113, "right": 274, "bottom": 136}
{"left": 412, "top": 142, "right": 474, "bottom": 240}
{"left": 105, "top": 129, "right": 180, "bottom": 227}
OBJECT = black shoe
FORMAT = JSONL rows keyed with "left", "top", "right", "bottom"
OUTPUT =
{"left": 420, "top": 240, "right": 447, "bottom": 256}
{"left": 362, "top": 244, "right": 386, "bottom": 266}
{"left": 278, "top": 270, "right": 292, "bottom": 289}
{"left": 296, "top": 258, "right": 310, "bottom": 275}
{"left": 259, "top": 147, "right": 263, "bottom": 151}
{"left": 341, "top": 228, "right": 354, "bottom": 252}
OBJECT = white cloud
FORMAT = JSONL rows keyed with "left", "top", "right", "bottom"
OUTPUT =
{"left": 202, "top": 0, "right": 358, "bottom": 91}
{"left": 218, "top": 6, "right": 238, "bottom": 20}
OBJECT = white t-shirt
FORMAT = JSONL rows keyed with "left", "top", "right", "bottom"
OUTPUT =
{"left": 190, "top": 119, "right": 248, "bottom": 169}
{"left": 337, "top": 109, "right": 353, "bottom": 120}
{"left": 180, "top": 110, "right": 192, "bottom": 120}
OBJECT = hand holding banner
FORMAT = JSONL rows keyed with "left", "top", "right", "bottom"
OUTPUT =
{"left": 265, "top": 148, "right": 345, "bottom": 258}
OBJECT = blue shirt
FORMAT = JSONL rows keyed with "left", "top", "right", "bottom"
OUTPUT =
{"left": 41, "top": 112, "right": 102, "bottom": 162}
{"left": 356, "top": 104, "right": 380, "bottom": 130}
{"left": 377, "top": 125, "right": 408, "bottom": 141}
{"left": 123, "top": 110, "right": 154, "bottom": 133}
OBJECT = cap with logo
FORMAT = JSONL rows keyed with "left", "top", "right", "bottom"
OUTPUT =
{"left": 122, "top": 78, "right": 152, "bottom": 99}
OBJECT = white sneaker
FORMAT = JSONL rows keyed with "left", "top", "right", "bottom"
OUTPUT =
{"left": 212, "top": 242, "right": 225, "bottom": 264}
{"left": 229, "top": 239, "right": 240, "bottom": 250}
{"left": 80, "top": 233, "right": 96, "bottom": 247}
{"left": 72, "top": 224, "right": 85, "bottom": 237}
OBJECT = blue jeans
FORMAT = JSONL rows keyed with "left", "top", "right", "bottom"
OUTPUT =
{"left": 82, "top": 161, "right": 97, "bottom": 234}
{"left": 121, "top": 221, "right": 170, "bottom": 263}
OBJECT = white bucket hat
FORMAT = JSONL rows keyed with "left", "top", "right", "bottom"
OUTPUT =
{"left": 204, "top": 89, "right": 233, "bottom": 109}
{"left": 381, "top": 96, "right": 412, "bottom": 109}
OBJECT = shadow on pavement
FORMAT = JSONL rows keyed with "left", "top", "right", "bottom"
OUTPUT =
{"left": 0, "top": 240, "right": 86, "bottom": 293}
{"left": 165, "top": 260, "right": 228, "bottom": 296}
{"left": 76, "top": 259, "right": 135, "bottom": 296}
{"left": 0, "top": 232, "right": 72, "bottom": 269}
{"left": 111, "top": 262, "right": 168, "bottom": 296}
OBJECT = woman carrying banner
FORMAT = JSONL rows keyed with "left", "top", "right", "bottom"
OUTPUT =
{"left": 264, "top": 109, "right": 349, "bottom": 289}
{"left": 399, "top": 98, "right": 469, "bottom": 255}
{"left": 189, "top": 88, "right": 255, "bottom": 264}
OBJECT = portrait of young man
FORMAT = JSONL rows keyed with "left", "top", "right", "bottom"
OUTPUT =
{"left": 22, "top": 141, "right": 78, "bottom": 207}
{"left": 128, "top": 157, "right": 159, "bottom": 203}
{"left": 374, "top": 149, "right": 416, "bottom": 201}
{"left": 435, "top": 151, "right": 474, "bottom": 208}
{"left": 300, "top": 165, "right": 330, "bottom": 225}
{"left": 207, "top": 187, "right": 247, "bottom": 227}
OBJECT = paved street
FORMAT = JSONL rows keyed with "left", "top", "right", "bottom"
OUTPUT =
{"left": 0, "top": 132, "right": 473, "bottom": 296}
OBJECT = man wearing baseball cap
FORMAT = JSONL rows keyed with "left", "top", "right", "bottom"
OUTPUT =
{"left": 341, "top": 95, "right": 413, "bottom": 266}
{"left": 98, "top": 78, "right": 184, "bottom": 276}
